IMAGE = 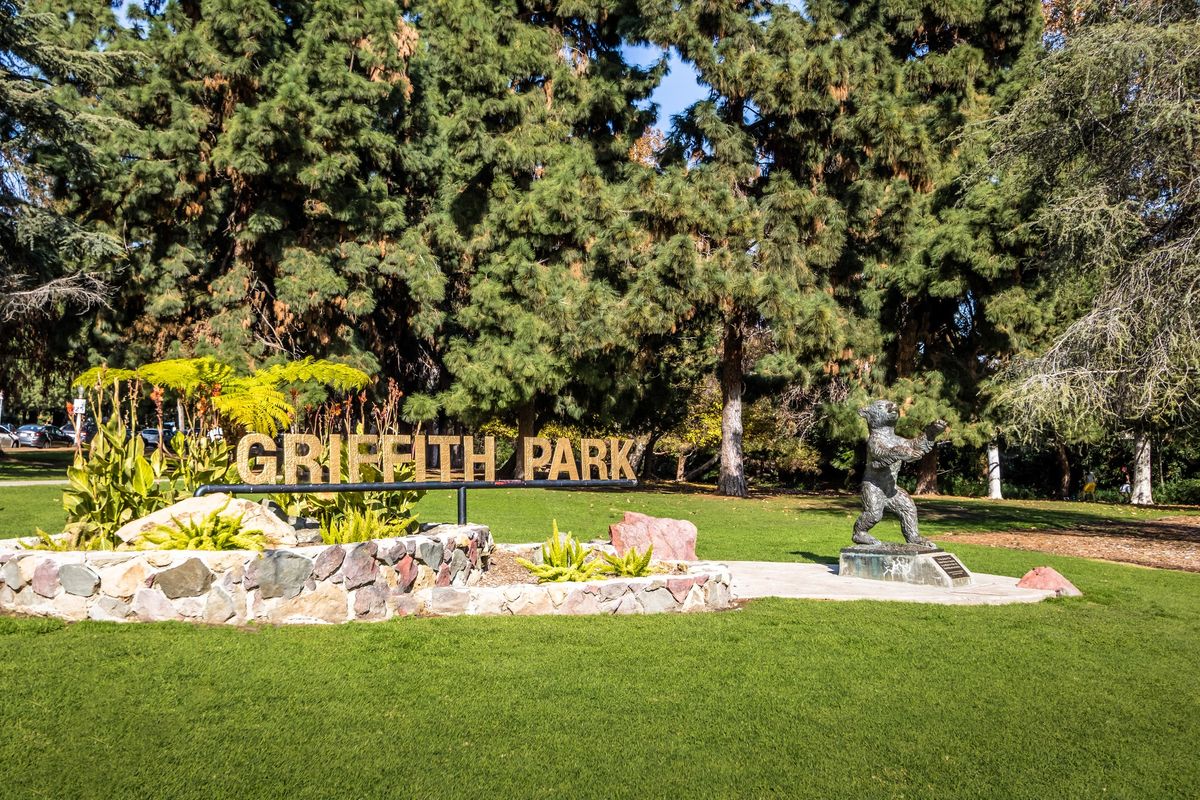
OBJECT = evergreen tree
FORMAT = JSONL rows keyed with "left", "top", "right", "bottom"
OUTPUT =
{"left": 988, "top": 0, "right": 1200, "bottom": 505}
{"left": 637, "top": 0, "right": 952, "bottom": 496}
{"left": 62, "top": 0, "right": 441, "bottom": 376}
{"left": 858, "top": 0, "right": 1045, "bottom": 494}
{"left": 404, "top": 0, "right": 661, "bottom": 476}
{"left": 0, "top": 0, "right": 124, "bottom": 400}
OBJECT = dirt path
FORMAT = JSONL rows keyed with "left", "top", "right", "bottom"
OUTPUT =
{"left": 941, "top": 516, "right": 1200, "bottom": 572}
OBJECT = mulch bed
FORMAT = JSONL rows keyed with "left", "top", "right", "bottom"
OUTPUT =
{"left": 940, "top": 516, "right": 1200, "bottom": 572}
{"left": 477, "top": 548, "right": 538, "bottom": 587}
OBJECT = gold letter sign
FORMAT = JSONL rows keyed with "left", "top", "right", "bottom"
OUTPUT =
{"left": 237, "top": 434, "right": 635, "bottom": 485}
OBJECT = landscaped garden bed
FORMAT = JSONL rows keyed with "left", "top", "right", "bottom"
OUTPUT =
{"left": 0, "top": 524, "right": 732, "bottom": 623}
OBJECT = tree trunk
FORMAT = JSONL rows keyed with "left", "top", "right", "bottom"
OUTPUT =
{"left": 987, "top": 442, "right": 1003, "bottom": 499}
{"left": 1055, "top": 442, "right": 1071, "bottom": 499}
{"left": 176, "top": 398, "right": 185, "bottom": 431}
{"left": 1131, "top": 430, "right": 1154, "bottom": 505}
{"left": 685, "top": 453, "right": 721, "bottom": 482}
{"left": 914, "top": 450, "right": 939, "bottom": 495}
{"left": 717, "top": 319, "right": 747, "bottom": 497}
{"left": 675, "top": 453, "right": 688, "bottom": 482}
{"left": 513, "top": 401, "right": 536, "bottom": 480}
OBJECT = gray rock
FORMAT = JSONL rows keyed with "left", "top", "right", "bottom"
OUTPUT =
{"left": 379, "top": 542, "right": 407, "bottom": 566}
{"left": 294, "top": 529, "right": 324, "bottom": 546}
{"left": 415, "top": 539, "right": 444, "bottom": 568}
{"left": 428, "top": 587, "right": 470, "bottom": 615}
{"left": 448, "top": 548, "right": 470, "bottom": 580}
{"left": 312, "top": 546, "right": 345, "bottom": 581}
{"left": 353, "top": 582, "right": 388, "bottom": 619}
{"left": 89, "top": 596, "right": 131, "bottom": 622}
{"left": 60, "top": 564, "right": 100, "bottom": 596}
{"left": 1, "top": 558, "right": 24, "bottom": 589}
{"left": 342, "top": 542, "right": 379, "bottom": 590}
{"left": 638, "top": 587, "right": 679, "bottom": 614}
{"left": 155, "top": 558, "right": 214, "bottom": 599}
{"left": 243, "top": 559, "right": 260, "bottom": 590}
{"left": 257, "top": 551, "right": 314, "bottom": 600}
{"left": 204, "top": 586, "right": 237, "bottom": 624}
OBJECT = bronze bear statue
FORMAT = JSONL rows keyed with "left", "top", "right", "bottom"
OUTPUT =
{"left": 853, "top": 399, "right": 947, "bottom": 547}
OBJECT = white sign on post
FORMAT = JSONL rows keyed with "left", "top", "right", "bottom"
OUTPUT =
{"left": 74, "top": 398, "right": 86, "bottom": 415}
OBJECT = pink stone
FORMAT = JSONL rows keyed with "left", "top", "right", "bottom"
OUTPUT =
{"left": 609, "top": 512, "right": 697, "bottom": 561}
{"left": 435, "top": 563, "right": 452, "bottom": 587}
{"left": 32, "top": 560, "right": 60, "bottom": 598}
{"left": 1016, "top": 567, "right": 1082, "bottom": 597}
{"left": 666, "top": 577, "right": 694, "bottom": 603}
{"left": 394, "top": 555, "right": 418, "bottom": 592}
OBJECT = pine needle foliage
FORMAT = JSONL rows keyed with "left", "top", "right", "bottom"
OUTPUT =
{"left": 516, "top": 521, "right": 602, "bottom": 583}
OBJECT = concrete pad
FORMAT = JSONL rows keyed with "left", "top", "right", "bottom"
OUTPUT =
{"left": 725, "top": 560, "right": 1057, "bottom": 606}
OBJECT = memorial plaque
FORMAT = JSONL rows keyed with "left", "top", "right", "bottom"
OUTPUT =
{"left": 933, "top": 553, "right": 969, "bottom": 580}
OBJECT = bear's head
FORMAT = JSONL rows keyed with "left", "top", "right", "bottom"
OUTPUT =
{"left": 858, "top": 399, "right": 898, "bottom": 429}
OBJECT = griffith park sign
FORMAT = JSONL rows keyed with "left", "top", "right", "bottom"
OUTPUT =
{"left": 234, "top": 433, "right": 636, "bottom": 485}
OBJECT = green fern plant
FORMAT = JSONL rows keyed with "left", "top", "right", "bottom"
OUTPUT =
{"left": 516, "top": 521, "right": 603, "bottom": 583}
{"left": 139, "top": 502, "right": 267, "bottom": 551}
{"left": 599, "top": 544, "right": 654, "bottom": 578}
{"left": 319, "top": 506, "right": 411, "bottom": 545}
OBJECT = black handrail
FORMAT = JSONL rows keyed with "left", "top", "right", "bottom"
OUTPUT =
{"left": 194, "top": 478, "right": 637, "bottom": 525}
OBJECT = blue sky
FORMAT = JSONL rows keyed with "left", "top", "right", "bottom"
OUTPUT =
{"left": 622, "top": 44, "right": 707, "bottom": 129}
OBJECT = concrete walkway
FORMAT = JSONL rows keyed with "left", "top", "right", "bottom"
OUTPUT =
{"left": 726, "top": 560, "right": 1056, "bottom": 606}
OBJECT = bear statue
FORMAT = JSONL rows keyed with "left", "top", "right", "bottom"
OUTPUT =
{"left": 852, "top": 399, "right": 947, "bottom": 547}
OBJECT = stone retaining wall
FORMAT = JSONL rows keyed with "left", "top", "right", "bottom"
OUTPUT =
{"left": 0, "top": 524, "right": 490, "bottom": 624}
{"left": 0, "top": 528, "right": 733, "bottom": 623}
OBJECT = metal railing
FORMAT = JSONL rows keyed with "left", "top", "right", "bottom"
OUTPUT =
{"left": 195, "top": 478, "right": 637, "bottom": 525}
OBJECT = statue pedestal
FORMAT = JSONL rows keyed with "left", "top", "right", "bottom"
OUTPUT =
{"left": 838, "top": 545, "right": 973, "bottom": 588}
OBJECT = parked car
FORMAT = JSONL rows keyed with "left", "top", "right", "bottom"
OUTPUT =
{"left": 15, "top": 424, "right": 50, "bottom": 448}
{"left": 44, "top": 425, "right": 75, "bottom": 445}
{"left": 140, "top": 423, "right": 197, "bottom": 450}
{"left": 0, "top": 424, "right": 17, "bottom": 448}
{"left": 60, "top": 420, "right": 98, "bottom": 446}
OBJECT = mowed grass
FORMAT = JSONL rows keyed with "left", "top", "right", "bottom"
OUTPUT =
{"left": 1, "top": 486, "right": 1198, "bottom": 798}
{"left": 0, "top": 448, "right": 76, "bottom": 481}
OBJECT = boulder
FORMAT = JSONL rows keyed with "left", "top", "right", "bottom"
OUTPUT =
{"left": 59, "top": 563, "right": 100, "bottom": 597}
{"left": 256, "top": 551, "right": 314, "bottom": 600}
{"left": 155, "top": 558, "right": 213, "bottom": 599}
{"left": 113, "top": 492, "right": 298, "bottom": 546}
{"left": 342, "top": 542, "right": 379, "bottom": 590}
{"left": 1017, "top": 566, "right": 1082, "bottom": 597}
{"left": 609, "top": 511, "right": 697, "bottom": 561}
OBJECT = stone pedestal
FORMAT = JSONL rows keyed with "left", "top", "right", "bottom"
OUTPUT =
{"left": 838, "top": 544, "right": 973, "bottom": 588}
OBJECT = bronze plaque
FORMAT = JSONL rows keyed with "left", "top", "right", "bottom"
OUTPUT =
{"left": 933, "top": 553, "right": 969, "bottom": 579}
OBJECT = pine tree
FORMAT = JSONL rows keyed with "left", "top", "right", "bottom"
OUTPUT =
{"left": 60, "top": 0, "right": 441, "bottom": 376}
{"left": 856, "top": 0, "right": 1045, "bottom": 495}
{"left": 636, "top": 0, "right": 954, "bottom": 496}
{"left": 404, "top": 0, "right": 661, "bottom": 476}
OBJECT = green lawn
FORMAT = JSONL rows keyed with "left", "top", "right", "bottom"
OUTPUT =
{"left": 0, "top": 448, "right": 75, "bottom": 481}
{"left": 1, "top": 487, "right": 1198, "bottom": 798}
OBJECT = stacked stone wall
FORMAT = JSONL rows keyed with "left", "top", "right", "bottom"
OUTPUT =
{"left": 0, "top": 526, "right": 733, "bottom": 622}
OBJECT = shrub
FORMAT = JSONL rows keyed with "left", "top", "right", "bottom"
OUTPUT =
{"left": 319, "top": 507, "right": 412, "bottom": 544}
{"left": 140, "top": 503, "right": 267, "bottom": 551}
{"left": 1157, "top": 479, "right": 1200, "bottom": 505}
{"left": 517, "top": 521, "right": 602, "bottom": 583}
{"left": 58, "top": 415, "right": 177, "bottom": 550}
{"left": 599, "top": 544, "right": 654, "bottom": 578}
{"left": 272, "top": 455, "right": 422, "bottom": 539}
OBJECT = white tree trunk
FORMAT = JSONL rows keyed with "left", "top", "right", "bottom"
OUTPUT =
{"left": 1131, "top": 430, "right": 1154, "bottom": 505}
{"left": 176, "top": 398, "right": 185, "bottom": 431}
{"left": 987, "top": 442, "right": 1003, "bottom": 499}
{"left": 717, "top": 319, "right": 747, "bottom": 497}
